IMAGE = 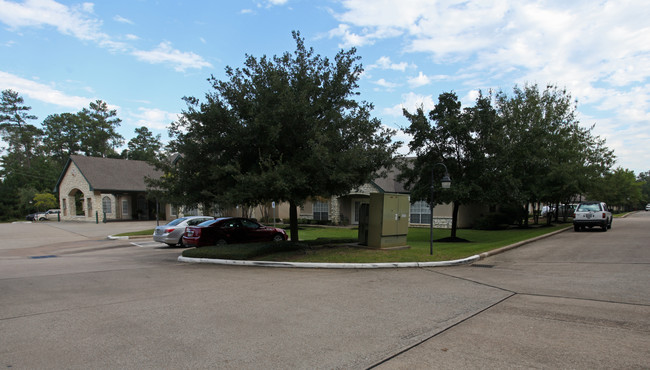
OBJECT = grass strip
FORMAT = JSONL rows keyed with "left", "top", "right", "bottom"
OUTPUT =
{"left": 115, "top": 229, "right": 155, "bottom": 236}
{"left": 181, "top": 224, "right": 569, "bottom": 262}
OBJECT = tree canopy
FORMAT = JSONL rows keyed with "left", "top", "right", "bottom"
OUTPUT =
{"left": 401, "top": 84, "right": 616, "bottom": 231}
{"left": 152, "top": 31, "right": 399, "bottom": 240}
{"left": 123, "top": 126, "right": 162, "bottom": 162}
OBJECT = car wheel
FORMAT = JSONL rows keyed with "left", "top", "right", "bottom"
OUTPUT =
{"left": 39, "top": 217, "right": 46, "bottom": 221}
{"left": 607, "top": 220, "right": 612, "bottom": 229}
{"left": 177, "top": 237, "right": 185, "bottom": 248}
{"left": 601, "top": 224, "right": 608, "bottom": 232}
{"left": 574, "top": 225, "right": 580, "bottom": 232}
{"left": 216, "top": 238, "right": 227, "bottom": 245}
{"left": 272, "top": 234, "right": 285, "bottom": 242}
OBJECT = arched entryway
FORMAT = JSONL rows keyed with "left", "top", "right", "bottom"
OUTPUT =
{"left": 67, "top": 189, "right": 86, "bottom": 217}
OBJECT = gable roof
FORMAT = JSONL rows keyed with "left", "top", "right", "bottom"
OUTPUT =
{"left": 371, "top": 165, "right": 410, "bottom": 194}
{"left": 367, "top": 158, "right": 416, "bottom": 194}
{"left": 54, "top": 155, "right": 163, "bottom": 193}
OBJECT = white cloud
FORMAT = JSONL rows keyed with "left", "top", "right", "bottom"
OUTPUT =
{"left": 113, "top": 15, "right": 133, "bottom": 24}
{"left": 0, "top": 70, "right": 90, "bottom": 109}
{"left": 383, "top": 91, "right": 436, "bottom": 117}
{"left": 328, "top": 24, "right": 375, "bottom": 48}
{"left": 0, "top": 0, "right": 211, "bottom": 71}
{"left": 374, "top": 78, "right": 399, "bottom": 90}
{"left": 0, "top": 0, "right": 114, "bottom": 45}
{"left": 129, "top": 107, "right": 179, "bottom": 130}
{"left": 332, "top": 1, "right": 650, "bottom": 104}
{"left": 368, "top": 56, "right": 413, "bottom": 72}
{"left": 407, "top": 72, "right": 431, "bottom": 88}
{"left": 332, "top": 0, "right": 650, "bottom": 173}
{"left": 132, "top": 42, "right": 213, "bottom": 72}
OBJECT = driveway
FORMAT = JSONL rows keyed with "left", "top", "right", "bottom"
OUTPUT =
{"left": 0, "top": 215, "right": 648, "bottom": 369}
{"left": 376, "top": 211, "right": 650, "bottom": 368}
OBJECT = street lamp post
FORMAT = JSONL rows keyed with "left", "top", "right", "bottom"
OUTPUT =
{"left": 430, "top": 163, "right": 451, "bottom": 255}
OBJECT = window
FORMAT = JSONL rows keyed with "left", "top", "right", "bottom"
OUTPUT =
{"left": 313, "top": 201, "right": 328, "bottom": 221}
{"left": 87, "top": 198, "right": 92, "bottom": 211}
{"left": 122, "top": 200, "right": 129, "bottom": 215}
{"left": 102, "top": 196, "right": 111, "bottom": 214}
{"left": 410, "top": 200, "right": 431, "bottom": 224}
{"left": 241, "top": 219, "right": 259, "bottom": 229}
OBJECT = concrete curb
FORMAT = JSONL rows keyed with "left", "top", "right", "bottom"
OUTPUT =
{"left": 177, "top": 255, "right": 481, "bottom": 268}
{"left": 177, "top": 225, "right": 572, "bottom": 269}
{"left": 478, "top": 225, "right": 572, "bottom": 259}
{"left": 108, "top": 235, "right": 152, "bottom": 240}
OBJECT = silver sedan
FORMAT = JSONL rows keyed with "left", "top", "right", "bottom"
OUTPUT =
{"left": 153, "top": 216, "right": 214, "bottom": 247}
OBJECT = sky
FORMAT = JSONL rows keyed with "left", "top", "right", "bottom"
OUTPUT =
{"left": 0, "top": 0, "right": 649, "bottom": 174}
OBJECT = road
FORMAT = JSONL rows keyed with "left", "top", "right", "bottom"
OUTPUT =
{"left": 0, "top": 215, "right": 648, "bottom": 369}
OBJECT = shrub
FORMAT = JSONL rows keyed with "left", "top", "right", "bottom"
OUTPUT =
{"left": 473, "top": 212, "right": 511, "bottom": 230}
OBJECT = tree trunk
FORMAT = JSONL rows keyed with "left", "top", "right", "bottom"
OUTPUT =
{"left": 289, "top": 200, "right": 299, "bottom": 242}
{"left": 450, "top": 201, "right": 459, "bottom": 238}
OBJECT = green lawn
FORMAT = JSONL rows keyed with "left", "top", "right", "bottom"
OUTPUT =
{"left": 181, "top": 224, "right": 570, "bottom": 262}
{"left": 115, "top": 229, "right": 155, "bottom": 236}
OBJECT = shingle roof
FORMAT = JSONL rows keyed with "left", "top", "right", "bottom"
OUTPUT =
{"left": 371, "top": 165, "right": 410, "bottom": 193}
{"left": 61, "top": 155, "right": 163, "bottom": 192}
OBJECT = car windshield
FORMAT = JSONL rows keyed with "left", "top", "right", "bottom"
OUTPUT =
{"left": 197, "top": 219, "right": 219, "bottom": 227}
{"left": 577, "top": 203, "right": 601, "bottom": 212}
{"left": 167, "top": 217, "right": 189, "bottom": 226}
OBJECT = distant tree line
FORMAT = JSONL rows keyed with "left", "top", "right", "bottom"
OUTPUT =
{"left": 400, "top": 85, "right": 648, "bottom": 234}
{"left": 0, "top": 89, "right": 162, "bottom": 220}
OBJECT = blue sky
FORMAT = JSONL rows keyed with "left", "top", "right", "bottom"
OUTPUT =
{"left": 1, "top": 0, "right": 648, "bottom": 174}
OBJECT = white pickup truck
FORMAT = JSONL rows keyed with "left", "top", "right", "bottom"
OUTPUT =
{"left": 573, "top": 201, "right": 612, "bottom": 232}
{"left": 34, "top": 209, "right": 61, "bottom": 221}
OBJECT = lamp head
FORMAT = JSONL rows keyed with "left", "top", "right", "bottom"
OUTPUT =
{"left": 441, "top": 174, "right": 451, "bottom": 189}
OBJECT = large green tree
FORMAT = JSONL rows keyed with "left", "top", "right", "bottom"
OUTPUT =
{"left": 495, "top": 84, "right": 614, "bottom": 225}
{"left": 122, "top": 126, "right": 162, "bottom": 162}
{"left": 637, "top": 171, "right": 650, "bottom": 207}
{"left": 78, "top": 100, "right": 124, "bottom": 158}
{"left": 41, "top": 112, "right": 84, "bottom": 167}
{"left": 0, "top": 89, "right": 41, "bottom": 169}
{"left": 0, "top": 91, "right": 61, "bottom": 220}
{"left": 590, "top": 168, "right": 642, "bottom": 211}
{"left": 401, "top": 91, "right": 505, "bottom": 238}
{"left": 152, "top": 31, "right": 398, "bottom": 241}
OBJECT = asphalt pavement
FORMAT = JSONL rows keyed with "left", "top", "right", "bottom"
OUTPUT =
{"left": 0, "top": 214, "right": 648, "bottom": 369}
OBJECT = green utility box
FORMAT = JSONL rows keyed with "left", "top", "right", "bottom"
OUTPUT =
{"left": 367, "top": 193, "right": 410, "bottom": 249}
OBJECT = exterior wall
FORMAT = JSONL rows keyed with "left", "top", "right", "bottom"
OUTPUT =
{"left": 254, "top": 201, "right": 290, "bottom": 221}
{"left": 58, "top": 162, "right": 94, "bottom": 221}
{"left": 431, "top": 202, "right": 453, "bottom": 228}
{"left": 457, "top": 203, "right": 489, "bottom": 228}
{"left": 299, "top": 201, "right": 313, "bottom": 219}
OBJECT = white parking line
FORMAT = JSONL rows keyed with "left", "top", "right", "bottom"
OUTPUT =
{"left": 131, "top": 241, "right": 168, "bottom": 248}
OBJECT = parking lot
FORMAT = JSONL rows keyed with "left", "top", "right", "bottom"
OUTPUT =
{"left": 1, "top": 215, "right": 648, "bottom": 368}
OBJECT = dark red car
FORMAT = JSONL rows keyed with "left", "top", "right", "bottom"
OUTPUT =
{"left": 182, "top": 217, "right": 288, "bottom": 247}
